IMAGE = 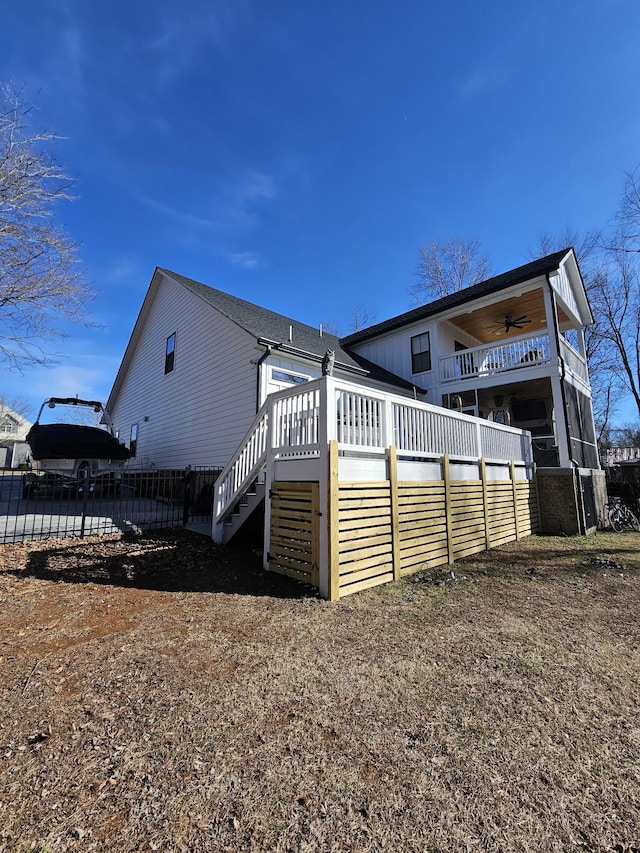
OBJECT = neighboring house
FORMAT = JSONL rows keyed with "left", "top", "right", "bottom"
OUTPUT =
{"left": 0, "top": 405, "right": 32, "bottom": 468}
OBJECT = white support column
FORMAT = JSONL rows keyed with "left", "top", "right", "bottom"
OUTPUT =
{"left": 317, "top": 377, "right": 330, "bottom": 599}
{"left": 262, "top": 398, "right": 275, "bottom": 571}
{"left": 542, "top": 286, "right": 560, "bottom": 361}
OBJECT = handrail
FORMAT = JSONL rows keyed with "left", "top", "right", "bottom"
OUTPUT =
{"left": 213, "top": 380, "right": 323, "bottom": 526}
{"left": 213, "top": 400, "right": 271, "bottom": 525}
{"left": 213, "top": 376, "right": 535, "bottom": 536}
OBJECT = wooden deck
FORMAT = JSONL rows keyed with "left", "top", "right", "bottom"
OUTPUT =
{"left": 214, "top": 376, "right": 538, "bottom": 600}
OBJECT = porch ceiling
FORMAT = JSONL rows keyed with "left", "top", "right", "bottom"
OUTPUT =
{"left": 475, "top": 377, "right": 552, "bottom": 409}
{"left": 447, "top": 288, "right": 570, "bottom": 344}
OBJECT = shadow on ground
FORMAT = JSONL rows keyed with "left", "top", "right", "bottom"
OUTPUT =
{"left": 456, "top": 532, "right": 640, "bottom": 579}
{"left": 3, "top": 529, "right": 318, "bottom": 599}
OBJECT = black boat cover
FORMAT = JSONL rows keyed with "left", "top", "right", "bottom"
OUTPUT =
{"left": 26, "top": 423, "right": 131, "bottom": 461}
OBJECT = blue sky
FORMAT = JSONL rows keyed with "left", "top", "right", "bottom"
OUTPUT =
{"left": 2, "top": 0, "right": 640, "bottom": 424}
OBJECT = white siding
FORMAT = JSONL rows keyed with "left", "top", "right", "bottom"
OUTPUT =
{"left": 110, "top": 275, "right": 260, "bottom": 469}
{"left": 262, "top": 353, "right": 321, "bottom": 401}
{"left": 349, "top": 322, "right": 439, "bottom": 392}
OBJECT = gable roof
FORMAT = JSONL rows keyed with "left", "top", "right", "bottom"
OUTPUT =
{"left": 161, "top": 270, "right": 419, "bottom": 392}
{"left": 341, "top": 249, "right": 582, "bottom": 346}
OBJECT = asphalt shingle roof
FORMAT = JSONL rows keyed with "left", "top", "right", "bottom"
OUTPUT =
{"left": 160, "top": 269, "right": 419, "bottom": 392}
{"left": 341, "top": 249, "right": 573, "bottom": 346}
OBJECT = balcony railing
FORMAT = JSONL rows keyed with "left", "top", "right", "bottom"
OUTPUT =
{"left": 440, "top": 331, "right": 590, "bottom": 388}
{"left": 440, "top": 333, "right": 552, "bottom": 384}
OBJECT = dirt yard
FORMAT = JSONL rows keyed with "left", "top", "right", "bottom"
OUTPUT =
{"left": 1, "top": 530, "right": 639, "bottom": 852}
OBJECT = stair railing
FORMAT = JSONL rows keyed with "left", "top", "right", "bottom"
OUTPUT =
{"left": 213, "top": 381, "right": 323, "bottom": 535}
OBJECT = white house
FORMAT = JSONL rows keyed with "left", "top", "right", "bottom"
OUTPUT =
{"left": 107, "top": 267, "right": 419, "bottom": 471}
{"left": 107, "top": 249, "right": 604, "bottom": 541}
{"left": 342, "top": 248, "right": 598, "bottom": 471}
{"left": 0, "top": 404, "right": 32, "bottom": 468}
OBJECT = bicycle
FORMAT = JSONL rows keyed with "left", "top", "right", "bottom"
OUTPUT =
{"left": 606, "top": 497, "right": 640, "bottom": 532}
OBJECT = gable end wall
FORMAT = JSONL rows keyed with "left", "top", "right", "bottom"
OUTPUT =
{"left": 110, "top": 275, "right": 259, "bottom": 469}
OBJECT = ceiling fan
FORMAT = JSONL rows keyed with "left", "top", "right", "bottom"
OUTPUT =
{"left": 492, "top": 313, "right": 532, "bottom": 334}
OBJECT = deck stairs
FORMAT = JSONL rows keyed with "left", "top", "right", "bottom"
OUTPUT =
{"left": 213, "top": 397, "right": 272, "bottom": 545}
{"left": 217, "top": 477, "right": 265, "bottom": 544}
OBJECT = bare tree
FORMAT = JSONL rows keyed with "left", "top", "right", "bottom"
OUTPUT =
{"left": 534, "top": 227, "right": 601, "bottom": 267}
{"left": 615, "top": 422, "right": 640, "bottom": 447}
{"left": 350, "top": 304, "right": 376, "bottom": 332}
{"left": 410, "top": 238, "right": 491, "bottom": 304}
{"left": 588, "top": 253, "right": 640, "bottom": 419}
{"left": 610, "top": 166, "right": 640, "bottom": 253}
{"left": 0, "top": 84, "right": 94, "bottom": 369}
{"left": 531, "top": 229, "right": 621, "bottom": 437}
{"left": 0, "top": 394, "right": 32, "bottom": 419}
{"left": 321, "top": 304, "right": 377, "bottom": 338}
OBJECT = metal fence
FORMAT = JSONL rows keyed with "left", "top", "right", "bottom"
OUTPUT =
{"left": 0, "top": 466, "right": 221, "bottom": 545}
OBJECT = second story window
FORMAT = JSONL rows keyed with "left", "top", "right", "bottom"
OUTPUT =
{"left": 130, "top": 423, "right": 138, "bottom": 457}
{"left": 165, "top": 333, "right": 176, "bottom": 374}
{"left": 411, "top": 332, "right": 431, "bottom": 374}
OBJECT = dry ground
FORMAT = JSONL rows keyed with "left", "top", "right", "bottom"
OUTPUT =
{"left": 0, "top": 530, "right": 639, "bottom": 852}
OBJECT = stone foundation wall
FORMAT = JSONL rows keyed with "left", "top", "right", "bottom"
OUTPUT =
{"left": 536, "top": 467, "right": 606, "bottom": 535}
{"left": 591, "top": 469, "right": 608, "bottom": 530}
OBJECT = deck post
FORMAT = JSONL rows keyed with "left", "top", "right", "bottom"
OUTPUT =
{"left": 511, "top": 459, "right": 520, "bottom": 540}
{"left": 262, "top": 398, "right": 275, "bottom": 571}
{"left": 388, "top": 445, "right": 401, "bottom": 582}
{"left": 328, "top": 439, "right": 340, "bottom": 601}
{"left": 317, "top": 379, "right": 330, "bottom": 598}
{"left": 443, "top": 453, "right": 454, "bottom": 564}
{"left": 480, "top": 457, "right": 490, "bottom": 550}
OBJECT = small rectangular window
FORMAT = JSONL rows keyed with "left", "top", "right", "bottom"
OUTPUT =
{"left": 130, "top": 423, "right": 138, "bottom": 457}
{"left": 165, "top": 333, "right": 176, "bottom": 374}
{"left": 411, "top": 332, "right": 431, "bottom": 373}
{"left": 272, "top": 369, "right": 307, "bottom": 385}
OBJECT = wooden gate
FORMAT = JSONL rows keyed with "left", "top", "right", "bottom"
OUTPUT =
{"left": 269, "top": 481, "right": 320, "bottom": 588}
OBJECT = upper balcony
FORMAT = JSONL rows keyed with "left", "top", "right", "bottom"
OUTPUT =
{"left": 439, "top": 330, "right": 588, "bottom": 388}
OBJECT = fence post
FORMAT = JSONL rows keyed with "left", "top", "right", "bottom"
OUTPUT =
{"left": 328, "top": 439, "right": 340, "bottom": 601}
{"left": 388, "top": 445, "right": 401, "bottom": 582}
{"left": 79, "top": 467, "right": 89, "bottom": 539}
{"left": 182, "top": 466, "right": 192, "bottom": 526}
{"left": 511, "top": 459, "right": 520, "bottom": 540}
{"left": 481, "top": 457, "right": 490, "bottom": 550}
{"left": 263, "top": 398, "right": 276, "bottom": 571}
{"left": 444, "top": 453, "right": 454, "bottom": 564}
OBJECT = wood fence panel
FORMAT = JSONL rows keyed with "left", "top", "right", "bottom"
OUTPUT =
{"left": 336, "top": 481, "right": 394, "bottom": 596}
{"left": 269, "top": 481, "right": 319, "bottom": 587}
{"left": 326, "top": 452, "right": 539, "bottom": 599}
{"left": 450, "top": 480, "right": 487, "bottom": 559}
{"left": 397, "top": 482, "right": 449, "bottom": 575}
{"left": 487, "top": 477, "right": 517, "bottom": 545}
{"left": 516, "top": 480, "right": 539, "bottom": 534}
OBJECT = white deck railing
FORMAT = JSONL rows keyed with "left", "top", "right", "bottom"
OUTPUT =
{"left": 439, "top": 332, "right": 552, "bottom": 383}
{"left": 213, "top": 377, "right": 533, "bottom": 532}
